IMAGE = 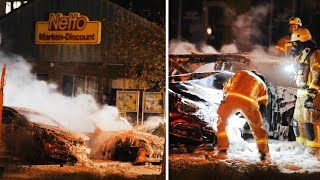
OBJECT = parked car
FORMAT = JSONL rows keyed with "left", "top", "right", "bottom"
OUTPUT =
{"left": 0, "top": 106, "right": 90, "bottom": 165}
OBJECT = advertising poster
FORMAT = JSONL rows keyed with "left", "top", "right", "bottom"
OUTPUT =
{"left": 143, "top": 92, "right": 163, "bottom": 113}
{"left": 116, "top": 91, "right": 139, "bottom": 112}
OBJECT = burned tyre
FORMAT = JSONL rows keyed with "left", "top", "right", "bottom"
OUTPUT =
{"left": 170, "top": 121, "right": 204, "bottom": 146}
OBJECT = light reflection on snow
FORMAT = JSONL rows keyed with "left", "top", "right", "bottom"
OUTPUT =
{"left": 227, "top": 138, "right": 320, "bottom": 173}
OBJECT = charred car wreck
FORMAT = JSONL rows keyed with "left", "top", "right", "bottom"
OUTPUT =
{"left": 169, "top": 53, "right": 297, "bottom": 151}
{"left": 0, "top": 106, "right": 90, "bottom": 165}
{"left": 1, "top": 106, "right": 164, "bottom": 166}
{"left": 88, "top": 129, "right": 164, "bottom": 165}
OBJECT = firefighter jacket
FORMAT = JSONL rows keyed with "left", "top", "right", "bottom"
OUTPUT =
{"left": 217, "top": 70, "right": 269, "bottom": 155}
{"left": 295, "top": 48, "right": 320, "bottom": 92}
{"left": 275, "top": 35, "right": 292, "bottom": 56}
{"left": 294, "top": 47, "right": 320, "bottom": 147}
{"left": 223, "top": 70, "right": 268, "bottom": 107}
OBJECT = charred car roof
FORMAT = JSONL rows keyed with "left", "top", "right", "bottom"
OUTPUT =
{"left": 4, "top": 106, "right": 89, "bottom": 141}
{"left": 169, "top": 53, "right": 259, "bottom": 75}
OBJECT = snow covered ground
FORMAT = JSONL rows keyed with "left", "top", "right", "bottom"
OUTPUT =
{"left": 227, "top": 139, "right": 320, "bottom": 173}
{"left": 170, "top": 139, "right": 320, "bottom": 179}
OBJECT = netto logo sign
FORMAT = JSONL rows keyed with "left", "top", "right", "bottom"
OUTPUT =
{"left": 35, "top": 12, "right": 101, "bottom": 44}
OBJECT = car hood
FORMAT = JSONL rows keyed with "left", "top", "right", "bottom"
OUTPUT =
{"left": 10, "top": 106, "right": 89, "bottom": 141}
{"left": 32, "top": 122, "right": 89, "bottom": 141}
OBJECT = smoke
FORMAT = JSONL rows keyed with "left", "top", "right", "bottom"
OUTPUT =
{"left": 170, "top": 4, "right": 272, "bottom": 54}
{"left": 233, "top": 4, "right": 295, "bottom": 87}
{"left": 169, "top": 5, "right": 271, "bottom": 54}
{"left": 90, "top": 106, "right": 132, "bottom": 131}
{"left": 220, "top": 43, "right": 239, "bottom": 53}
{"left": 232, "top": 4, "right": 270, "bottom": 51}
{"left": 135, "top": 116, "right": 165, "bottom": 136}
{"left": 0, "top": 51, "right": 132, "bottom": 132}
{"left": 199, "top": 43, "right": 219, "bottom": 54}
{"left": 169, "top": 39, "right": 219, "bottom": 54}
{"left": 169, "top": 3, "right": 294, "bottom": 87}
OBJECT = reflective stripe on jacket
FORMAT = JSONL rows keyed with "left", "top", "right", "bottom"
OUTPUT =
{"left": 224, "top": 70, "right": 268, "bottom": 106}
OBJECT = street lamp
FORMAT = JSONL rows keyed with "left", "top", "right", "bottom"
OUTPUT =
{"left": 206, "top": 27, "right": 212, "bottom": 36}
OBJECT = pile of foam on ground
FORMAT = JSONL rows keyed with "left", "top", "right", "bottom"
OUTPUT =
{"left": 88, "top": 129, "right": 164, "bottom": 163}
{"left": 135, "top": 116, "right": 166, "bottom": 137}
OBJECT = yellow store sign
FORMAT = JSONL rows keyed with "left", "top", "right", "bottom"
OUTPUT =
{"left": 35, "top": 12, "right": 101, "bottom": 44}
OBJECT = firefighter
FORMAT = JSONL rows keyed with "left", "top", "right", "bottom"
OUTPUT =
{"left": 275, "top": 17, "right": 302, "bottom": 56}
{"left": 216, "top": 70, "right": 270, "bottom": 163}
{"left": 291, "top": 28, "right": 320, "bottom": 156}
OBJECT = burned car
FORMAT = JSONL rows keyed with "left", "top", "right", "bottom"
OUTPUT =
{"left": 169, "top": 53, "right": 297, "bottom": 151}
{"left": 169, "top": 71, "right": 233, "bottom": 148}
{"left": 88, "top": 122, "right": 165, "bottom": 165}
{"left": 1, "top": 106, "right": 90, "bottom": 165}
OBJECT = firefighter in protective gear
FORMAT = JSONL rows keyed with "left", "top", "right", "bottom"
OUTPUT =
{"left": 291, "top": 28, "right": 320, "bottom": 155}
{"left": 275, "top": 17, "right": 302, "bottom": 56}
{"left": 216, "top": 70, "right": 270, "bottom": 163}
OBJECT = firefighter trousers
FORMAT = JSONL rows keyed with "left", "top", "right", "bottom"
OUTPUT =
{"left": 293, "top": 95, "right": 308, "bottom": 143}
{"left": 292, "top": 93, "right": 320, "bottom": 151}
{"left": 217, "top": 96, "right": 269, "bottom": 155}
{"left": 305, "top": 109, "right": 320, "bottom": 149}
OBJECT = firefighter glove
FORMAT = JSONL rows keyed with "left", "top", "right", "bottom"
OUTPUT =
{"left": 304, "top": 88, "right": 318, "bottom": 109}
{"left": 305, "top": 96, "right": 314, "bottom": 109}
{"left": 307, "top": 88, "right": 318, "bottom": 97}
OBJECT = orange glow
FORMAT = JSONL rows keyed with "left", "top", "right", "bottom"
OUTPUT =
{"left": 206, "top": 27, "right": 212, "bottom": 35}
{"left": 0, "top": 64, "right": 6, "bottom": 126}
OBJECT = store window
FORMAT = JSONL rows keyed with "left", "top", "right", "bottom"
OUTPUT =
{"left": 62, "top": 75, "right": 98, "bottom": 98}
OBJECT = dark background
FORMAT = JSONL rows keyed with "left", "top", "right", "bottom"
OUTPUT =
{"left": 169, "top": 0, "right": 320, "bottom": 51}
{"left": 111, "top": 0, "right": 165, "bottom": 26}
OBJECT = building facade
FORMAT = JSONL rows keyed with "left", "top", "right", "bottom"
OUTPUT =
{"left": 0, "top": 0, "right": 165, "bottom": 124}
{"left": 0, "top": 0, "right": 165, "bottom": 101}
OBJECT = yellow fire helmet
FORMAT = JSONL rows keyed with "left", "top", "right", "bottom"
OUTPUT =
{"left": 288, "top": 17, "right": 302, "bottom": 26}
{"left": 291, "top": 28, "right": 312, "bottom": 42}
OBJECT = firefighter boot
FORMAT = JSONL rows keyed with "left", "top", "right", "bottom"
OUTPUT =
{"left": 260, "top": 152, "right": 271, "bottom": 165}
{"left": 257, "top": 142, "right": 271, "bottom": 164}
{"left": 305, "top": 123, "right": 320, "bottom": 159}
{"left": 305, "top": 123, "right": 320, "bottom": 151}
{"left": 216, "top": 129, "right": 230, "bottom": 160}
{"left": 216, "top": 149, "right": 228, "bottom": 159}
